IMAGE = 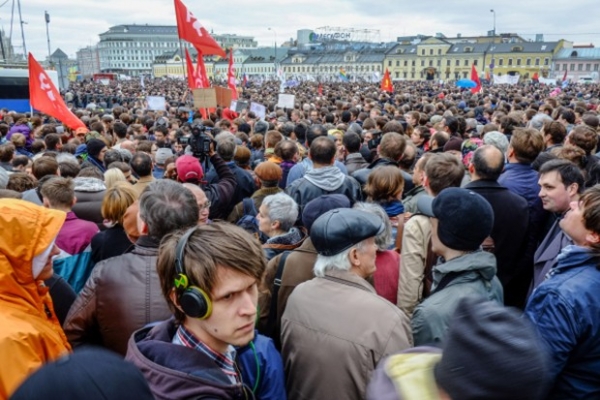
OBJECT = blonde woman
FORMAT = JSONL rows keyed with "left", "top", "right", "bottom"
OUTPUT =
{"left": 104, "top": 168, "right": 127, "bottom": 190}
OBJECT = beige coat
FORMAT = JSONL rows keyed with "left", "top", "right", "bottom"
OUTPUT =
{"left": 281, "top": 269, "right": 412, "bottom": 400}
{"left": 398, "top": 214, "right": 431, "bottom": 316}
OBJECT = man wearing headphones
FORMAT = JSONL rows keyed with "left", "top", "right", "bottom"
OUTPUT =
{"left": 126, "top": 223, "right": 286, "bottom": 400}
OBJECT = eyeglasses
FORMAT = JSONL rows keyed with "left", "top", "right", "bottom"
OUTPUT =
{"left": 199, "top": 201, "right": 211, "bottom": 211}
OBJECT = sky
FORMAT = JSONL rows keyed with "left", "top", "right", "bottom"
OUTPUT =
{"left": 2, "top": 0, "right": 600, "bottom": 60}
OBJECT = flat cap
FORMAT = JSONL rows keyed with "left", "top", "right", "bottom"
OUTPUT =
{"left": 310, "top": 208, "right": 384, "bottom": 256}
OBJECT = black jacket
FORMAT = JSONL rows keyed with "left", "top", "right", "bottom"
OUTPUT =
{"left": 203, "top": 154, "right": 238, "bottom": 220}
{"left": 465, "top": 179, "right": 531, "bottom": 308}
{"left": 206, "top": 161, "right": 255, "bottom": 218}
{"left": 90, "top": 224, "right": 134, "bottom": 264}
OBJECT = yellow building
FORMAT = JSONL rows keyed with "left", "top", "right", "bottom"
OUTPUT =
{"left": 152, "top": 50, "right": 217, "bottom": 80}
{"left": 487, "top": 40, "right": 570, "bottom": 79}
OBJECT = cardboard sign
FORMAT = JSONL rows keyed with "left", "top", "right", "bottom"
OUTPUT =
{"left": 214, "top": 86, "right": 232, "bottom": 108}
{"left": 277, "top": 93, "right": 295, "bottom": 109}
{"left": 146, "top": 96, "right": 166, "bottom": 111}
{"left": 235, "top": 101, "right": 249, "bottom": 113}
{"left": 193, "top": 88, "right": 217, "bottom": 108}
{"left": 250, "top": 102, "right": 266, "bottom": 119}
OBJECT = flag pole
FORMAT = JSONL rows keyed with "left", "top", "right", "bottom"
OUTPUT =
{"left": 178, "top": 39, "right": 189, "bottom": 105}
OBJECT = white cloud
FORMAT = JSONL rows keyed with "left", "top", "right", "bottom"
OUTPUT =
{"left": 1, "top": 0, "right": 598, "bottom": 60}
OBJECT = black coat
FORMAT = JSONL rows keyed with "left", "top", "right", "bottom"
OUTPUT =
{"left": 465, "top": 179, "right": 531, "bottom": 308}
{"left": 91, "top": 224, "right": 134, "bottom": 264}
{"left": 206, "top": 161, "right": 254, "bottom": 219}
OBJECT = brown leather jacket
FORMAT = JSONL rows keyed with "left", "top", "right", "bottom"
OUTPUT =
{"left": 63, "top": 236, "right": 172, "bottom": 356}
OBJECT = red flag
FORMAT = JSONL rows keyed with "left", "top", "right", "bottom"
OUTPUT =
{"left": 194, "top": 48, "right": 210, "bottom": 88}
{"left": 562, "top": 69, "right": 568, "bottom": 82}
{"left": 173, "top": 0, "right": 226, "bottom": 58}
{"left": 470, "top": 64, "right": 482, "bottom": 94}
{"left": 380, "top": 68, "right": 393, "bottom": 92}
{"left": 184, "top": 48, "right": 197, "bottom": 89}
{"left": 227, "top": 48, "right": 238, "bottom": 100}
{"left": 28, "top": 53, "right": 85, "bottom": 130}
{"left": 318, "top": 83, "right": 323, "bottom": 96}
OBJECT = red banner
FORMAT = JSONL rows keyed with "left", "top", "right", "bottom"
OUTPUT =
{"left": 380, "top": 68, "right": 393, "bottom": 93}
{"left": 227, "top": 48, "right": 238, "bottom": 100}
{"left": 28, "top": 53, "right": 85, "bottom": 130}
{"left": 184, "top": 48, "right": 197, "bottom": 89}
{"left": 174, "top": 0, "right": 226, "bottom": 58}
{"left": 194, "top": 48, "right": 210, "bottom": 88}
{"left": 470, "top": 64, "right": 482, "bottom": 94}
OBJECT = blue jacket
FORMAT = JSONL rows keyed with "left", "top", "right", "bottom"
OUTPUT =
{"left": 237, "top": 332, "right": 287, "bottom": 400}
{"left": 525, "top": 245, "right": 600, "bottom": 399}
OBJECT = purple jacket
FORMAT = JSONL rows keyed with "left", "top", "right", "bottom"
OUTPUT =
{"left": 126, "top": 319, "right": 250, "bottom": 400}
{"left": 56, "top": 212, "right": 99, "bottom": 255}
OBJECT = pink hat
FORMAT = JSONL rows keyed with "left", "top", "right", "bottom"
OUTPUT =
{"left": 176, "top": 155, "right": 203, "bottom": 183}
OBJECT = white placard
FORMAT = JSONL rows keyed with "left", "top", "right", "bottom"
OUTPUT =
{"left": 277, "top": 94, "right": 295, "bottom": 109}
{"left": 250, "top": 102, "right": 266, "bottom": 119}
{"left": 147, "top": 96, "right": 166, "bottom": 111}
{"left": 230, "top": 100, "right": 237, "bottom": 111}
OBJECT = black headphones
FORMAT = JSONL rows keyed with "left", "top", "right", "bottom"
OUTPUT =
{"left": 174, "top": 227, "right": 213, "bottom": 319}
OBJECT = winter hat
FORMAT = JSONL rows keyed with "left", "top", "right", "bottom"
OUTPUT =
{"left": 176, "top": 155, "right": 203, "bottom": 183}
{"left": 86, "top": 139, "right": 106, "bottom": 158}
{"left": 254, "top": 120, "right": 269, "bottom": 134}
{"left": 155, "top": 148, "right": 174, "bottom": 166}
{"left": 417, "top": 187, "right": 493, "bottom": 251}
{"left": 10, "top": 347, "right": 155, "bottom": 400}
{"left": 302, "top": 194, "right": 350, "bottom": 232}
{"left": 461, "top": 138, "right": 483, "bottom": 166}
{"left": 434, "top": 297, "right": 551, "bottom": 400}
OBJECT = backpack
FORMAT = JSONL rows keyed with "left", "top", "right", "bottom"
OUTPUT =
{"left": 236, "top": 198, "right": 267, "bottom": 243}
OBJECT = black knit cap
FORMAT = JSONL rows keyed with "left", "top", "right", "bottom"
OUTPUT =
{"left": 86, "top": 138, "right": 106, "bottom": 158}
{"left": 434, "top": 297, "right": 551, "bottom": 400}
{"left": 10, "top": 347, "right": 155, "bottom": 400}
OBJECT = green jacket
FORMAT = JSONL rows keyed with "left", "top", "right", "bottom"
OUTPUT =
{"left": 411, "top": 250, "right": 503, "bottom": 346}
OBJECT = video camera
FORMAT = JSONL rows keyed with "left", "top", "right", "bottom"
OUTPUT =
{"left": 179, "top": 120, "right": 213, "bottom": 161}
{"left": 367, "top": 130, "right": 383, "bottom": 150}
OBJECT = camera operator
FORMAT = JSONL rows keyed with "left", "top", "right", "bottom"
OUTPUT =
{"left": 175, "top": 134, "right": 237, "bottom": 221}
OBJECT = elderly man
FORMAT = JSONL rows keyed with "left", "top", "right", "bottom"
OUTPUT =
{"left": 281, "top": 208, "right": 412, "bottom": 400}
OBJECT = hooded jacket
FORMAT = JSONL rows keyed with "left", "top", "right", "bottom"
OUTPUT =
{"left": 285, "top": 166, "right": 362, "bottom": 214}
{"left": 125, "top": 319, "right": 250, "bottom": 400}
{"left": 0, "top": 199, "right": 71, "bottom": 399}
{"left": 263, "top": 227, "right": 307, "bottom": 262}
{"left": 411, "top": 250, "right": 503, "bottom": 346}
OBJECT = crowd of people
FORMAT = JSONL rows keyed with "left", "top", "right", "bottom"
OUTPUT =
{"left": 0, "top": 77, "right": 600, "bottom": 399}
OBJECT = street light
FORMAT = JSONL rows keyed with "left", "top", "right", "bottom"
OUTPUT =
{"left": 490, "top": 9, "right": 496, "bottom": 37}
{"left": 268, "top": 27, "right": 277, "bottom": 77}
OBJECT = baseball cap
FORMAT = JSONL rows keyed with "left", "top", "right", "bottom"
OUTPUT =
{"left": 175, "top": 155, "right": 203, "bottom": 183}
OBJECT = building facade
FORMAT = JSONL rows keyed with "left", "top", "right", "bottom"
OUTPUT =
{"left": 76, "top": 45, "right": 101, "bottom": 78}
{"left": 98, "top": 25, "right": 256, "bottom": 76}
{"left": 552, "top": 48, "right": 600, "bottom": 81}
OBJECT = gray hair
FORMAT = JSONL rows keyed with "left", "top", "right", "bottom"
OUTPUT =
{"left": 55, "top": 152, "right": 79, "bottom": 166}
{"left": 353, "top": 202, "right": 392, "bottom": 251}
{"left": 262, "top": 192, "right": 298, "bottom": 232}
{"left": 313, "top": 240, "right": 367, "bottom": 277}
{"left": 483, "top": 131, "right": 509, "bottom": 155}
{"left": 529, "top": 113, "right": 553, "bottom": 131}
{"left": 139, "top": 180, "right": 199, "bottom": 239}
{"left": 216, "top": 136, "right": 236, "bottom": 162}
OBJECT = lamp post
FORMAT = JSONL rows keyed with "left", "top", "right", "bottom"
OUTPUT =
{"left": 45, "top": 11, "right": 51, "bottom": 59}
{"left": 490, "top": 9, "right": 496, "bottom": 37}
{"left": 268, "top": 27, "right": 277, "bottom": 77}
{"left": 490, "top": 9, "right": 496, "bottom": 82}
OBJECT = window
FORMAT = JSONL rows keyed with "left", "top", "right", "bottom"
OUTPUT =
{"left": 499, "top": 58, "right": 504, "bottom": 66}
{"left": 446, "top": 72, "right": 450, "bottom": 79}
{"left": 421, "top": 60, "right": 425, "bottom": 67}
{"left": 395, "top": 71, "right": 399, "bottom": 78}
{"left": 464, "top": 59, "right": 469, "bottom": 66}
{"left": 387, "top": 60, "right": 392, "bottom": 67}
{"left": 437, "top": 59, "right": 441, "bottom": 66}
{"left": 526, "top": 58, "right": 531, "bottom": 66}
{"left": 396, "top": 60, "right": 400, "bottom": 67}
{"left": 516, "top": 58, "right": 521, "bottom": 66}
{"left": 429, "top": 49, "right": 433, "bottom": 55}
{"left": 438, "top": 49, "right": 442, "bottom": 55}
{"left": 463, "top": 72, "right": 468, "bottom": 78}
{"left": 570, "top": 64, "right": 575, "bottom": 71}
{"left": 562, "top": 63, "right": 567, "bottom": 71}
{"left": 455, "top": 59, "right": 460, "bottom": 66}
{"left": 508, "top": 58, "right": 513, "bottom": 66}
{"left": 412, "top": 60, "right": 415, "bottom": 67}
{"left": 595, "top": 64, "right": 599, "bottom": 71}
{"left": 404, "top": 60, "right": 408, "bottom": 67}
{"left": 535, "top": 58, "right": 540, "bottom": 66}
{"left": 429, "top": 60, "right": 433, "bottom": 67}
{"left": 421, "top": 49, "right": 425, "bottom": 55}
{"left": 473, "top": 60, "right": 478, "bottom": 66}
{"left": 586, "top": 63, "right": 591, "bottom": 71}
{"left": 544, "top": 58, "right": 549, "bottom": 66}
{"left": 411, "top": 72, "right": 415, "bottom": 78}
{"left": 447, "top": 59, "right": 451, "bottom": 66}
{"left": 403, "top": 72, "right": 407, "bottom": 78}
{"left": 578, "top": 64, "right": 583, "bottom": 71}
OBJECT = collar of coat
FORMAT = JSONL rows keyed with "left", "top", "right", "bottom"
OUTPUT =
{"left": 323, "top": 269, "right": 376, "bottom": 294}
